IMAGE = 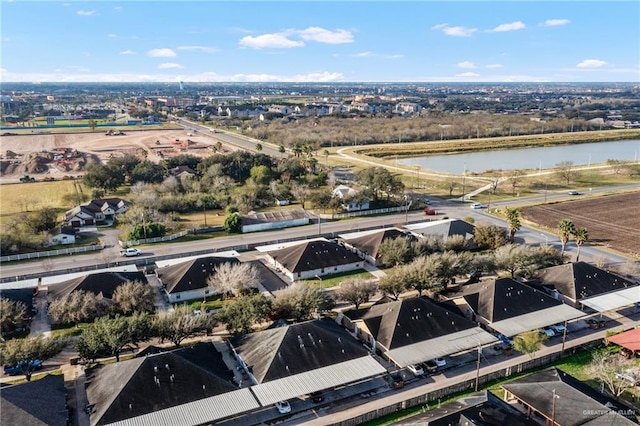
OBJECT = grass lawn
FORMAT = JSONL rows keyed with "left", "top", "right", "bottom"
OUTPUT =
{"left": 309, "top": 269, "right": 374, "bottom": 289}
{"left": 50, "top": 322, "right": 92, "bottom": 338}
{"left": 0, "top": 180, "right": 86, "bottom": 218}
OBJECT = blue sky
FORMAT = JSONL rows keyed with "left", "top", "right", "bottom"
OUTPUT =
{"left": 1, "top": 1, "right": 639, "bottom": 83}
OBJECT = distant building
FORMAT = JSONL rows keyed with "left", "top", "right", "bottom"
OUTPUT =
{"left": 332, "top": 185, "right": 370, "bottom": 212}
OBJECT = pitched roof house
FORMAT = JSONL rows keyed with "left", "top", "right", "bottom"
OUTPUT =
{"left": 48, "top": 226, "right": 77, "bottom": 245}
{"left": 446, "top": 278, "right": 585, "bottom": 337}
{"left": 332, "top": 184, "right": 370, "bottom": 212}
{"left": 229, "top": 318, "right": 386, "bottom": 406}
{"left": 47, "top": 271, "right": 147, "bottom": 301}
{"left": 344, "top": 296, "right": 497, "bottom": 367}
{"left": 536, "top": 262, "right": 639, "bottom": 310}
{"left": 338, "top": 227, "right": 416, "bottom": 266}
{"left": 64, "top": 198, "right": 131, "bottom": 228}
{"left": 0, "top": 374, "right": 68, "bottom": 426}
{"left": 391, "top": 390, "right": 538, "bottom": 426}
{"left": 85, "top": 343, "right": 259, "bottom": 426}
{"left": 502, "top": 367, "right": 637, "bottom": 426}
{"left": 265, "top": 239, "right": 363, "bottom": 281}
{"left": 405, "top": 218, "right": 476, "bottom": 241}
{"left": 156, "top": 256, "right": 240, "bottom": 303}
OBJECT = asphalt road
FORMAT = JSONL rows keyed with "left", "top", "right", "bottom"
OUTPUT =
{"left": 1, "top": 185, "right": 637, "bottom": 281}
{"left": 173, "top": 117, "right": 287, "bottom": 159}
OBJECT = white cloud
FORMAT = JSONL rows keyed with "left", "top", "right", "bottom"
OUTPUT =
{"left": 354, "top": 51, "right": 403, "bottom": 59}
{"left": 298, "top": 27, "right": 354, "bottom": 44}
{"left": 457, "top": 61, "right": 477, "bottom": 69}
{"left": 577, "top": 59, "right": 607, "bottom": 68}
{"left": 456, "top": 72, "right": 480, "bottom": 77}
{"left": 486, "top": 64, "right": 503, "bottom": 68}
{"left": 489, "top": 21, "right": 526, "bottom": 32}
{"left": 62, "top": 3, "right": 71, "bottom": 6}
{"left": 158, "top": 63, "right": 184, "bottom": 69}
{"left": 239, "top": 33, "right": 304, "bottom": 49}
{"left": 147, "top": 48, "right": 177, "bottom": 58}
{"left": 76, "top": 10, "right": 96, "bottom": 16}
{"left": 177, "top": 46, "right": 218, "bottom": 53}
{"left": 107, "top": 34, "right": 117, "bottom": 38}
{"left": 114, "top": 6, "right": 122, "bottom": 11}
{"left": 542, "top": 19, "right": 570, "bottom": 27}
{"left": 434, "top": 25, "right": 477, "bottom": 37}
{"left": 120, "top": 50, "right": 136, "bottom": 55}
{"left": 0, "top": 68, "right": 6, "bottom": 73}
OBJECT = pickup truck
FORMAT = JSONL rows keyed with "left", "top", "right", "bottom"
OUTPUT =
{"left": 120, "top": 248, "right": 141, "bottom": 257}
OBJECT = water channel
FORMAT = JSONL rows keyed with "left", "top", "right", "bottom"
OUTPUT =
{"left": 398, "top": 139, "right": 640, "bottom": 174}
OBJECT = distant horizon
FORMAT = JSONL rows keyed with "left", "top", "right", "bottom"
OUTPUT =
{"left": 2, "top": 81, "right": 637, "bottom": 85}
{"left": 2, "top": 1, "right": 638, "bottom": 83}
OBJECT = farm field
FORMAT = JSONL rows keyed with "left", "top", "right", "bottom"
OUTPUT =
{"left": 521, "top": 191, "right": 640, "bottom": 258}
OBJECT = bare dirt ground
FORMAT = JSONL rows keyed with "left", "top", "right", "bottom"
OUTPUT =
{"left": 0, "top": 129, "right": 238, "bottom": 184}
{"left": 522, "top": 191, "right": 640, "bottom": 258}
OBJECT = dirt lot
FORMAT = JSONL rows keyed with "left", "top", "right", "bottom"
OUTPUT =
{"left": 522, "top": 191, "right": 640, "bottom": 258}
{"left": 0, "top": 129, "right": 238, "bottom": 184}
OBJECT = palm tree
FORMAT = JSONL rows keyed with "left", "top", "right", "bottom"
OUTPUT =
{"left": 572, "top": 227, "right": 589, "bottom": 262}
{"left": 505, "top": 208, "right": 522, "bottom": 242}
{"left": 558, "top": 219, "right": 575, "bottom": 255}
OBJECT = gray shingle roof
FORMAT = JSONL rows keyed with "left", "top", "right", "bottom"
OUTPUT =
{"left": 48, "top": 271, "right": 148, "bottom": 300}
{"left": 266, "top": 240, "right": 362, "bottom": 273}
{"left": 230, "top": 318, "right": 374, "bottom": 384}
{"left": 502, "top": 368, "right": 637, "bottom": 426}
{"left": 537, "top": 262, "right": 638, "bottom": 301}
{"left": 157, "top": 256, "right": 240, "bottom": 294}
{"left": 86, "top": 343, "right": 242, "bottom": 426}
{"left": 340, "top": 228, "right": 414, "bottom": 260}
{"left": 0, "top": 374, "right": 68, "bottom": 426}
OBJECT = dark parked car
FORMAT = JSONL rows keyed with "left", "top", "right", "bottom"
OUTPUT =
{"left": 586, "top": 318, "right": 606, "bottom": 329}
{"left": 310, "top": 391, "right": 324, "bottom": 403}
{"left": 3, "top": 359, "right": 42, "bottom": 376}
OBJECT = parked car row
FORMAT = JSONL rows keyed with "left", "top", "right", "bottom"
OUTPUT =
{"left": 407, "top": 357, "right": 447, "bottom": 376}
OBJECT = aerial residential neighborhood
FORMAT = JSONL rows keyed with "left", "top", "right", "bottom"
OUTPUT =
{"left": 2, "top": 1, "right": 640, "bottom": 425}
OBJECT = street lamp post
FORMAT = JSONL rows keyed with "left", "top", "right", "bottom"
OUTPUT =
{"left": 404, "top": 195, "right": 410, "bottom": 224}
{"left": 541, "top": 233, "right": 548, "bottom": 246}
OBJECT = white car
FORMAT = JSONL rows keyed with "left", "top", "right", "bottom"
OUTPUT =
{"left": 121, "top": 248, "right": 141, "bottom": 257}
{"left": 470, "top": 203, "right": 488, "bottom": 209}
{"left": 434, "top": 357, "right": 446, "bottom": 367}
{"left": 407, "top": 364, "right": 424, "bottom": 376}
{"left": 275, "top": 400, "right": 291, "bottom": 414}
{"left": 550, "top": 323, "right": 566, "bottom": 334}
{"left": 540, "top": 328, "right": 556, "bottom": 338}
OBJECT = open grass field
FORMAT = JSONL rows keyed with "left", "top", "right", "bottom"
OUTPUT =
{"left": 0, "top": 180, "right": 86, "bottom": 218}
{"left": 521, "top": 190, "right": 640, "bottom": 258}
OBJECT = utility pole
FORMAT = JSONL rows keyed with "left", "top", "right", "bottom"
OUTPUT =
{"left": 551, "top": 389, "right": 559, "bottom": 425}
{"left": 561, "top": 320, "right": 568, "bottom": 355}
{"left": 474, "top": 345, "right": 481, "bottom": 391}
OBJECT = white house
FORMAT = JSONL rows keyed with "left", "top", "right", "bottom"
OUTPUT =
{"left": 49, "top": 227, "right": 77, "bottom": 246}
{"left": 332, "top": 185, "right": 370, "bottom": 212}
{"left": 265, "top": 239, "right": 363, "bottom": 281}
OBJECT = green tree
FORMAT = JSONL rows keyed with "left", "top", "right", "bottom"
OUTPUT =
{"left": 129, "top": 222, "right": 166, "bottom": 240}
{"left": 130, "top": 160, "right": 165, "bottom": 184}
{"left": 279, "top": 145, "right": 286, "bottom": 153}
{"left": 504, "top": 208, "right": 522, "bottom": 242}
{"left": 255, "top": 143, "right": 263, "bottom": 152}
{"left": 215, "top": 294, "right": 272, "bottom": 335}
{"left": 82, "top": 163, "right": 125, "bottom": 193}
{"left": 335, "top": 278, "right": 378, "bottom": 310}
{"left": 512, "top": 330, "right": 547, "bottom": 359}
{"left": 223, "top": 212, "right": 242, "bottom": 233}
{"left": 0, "top": 336, "right": 68, "bottom": 381}
{"left": 154, "top": 305, "right": 213, "bottom": 347}
{"left": 378, "top": 276, "right": 407, "bottom": 300}
{"left": 25, "top": 207, "right": 58, "bottom": 233}
{"left": 0, "top": 298, "right": 27, "bottom": 337}
{"left": 473, "top": 224, "right": 509, "bottom": 250}
{"left": 378, "top": 236, "right": 412, "bottom": 267}
{"left": 572, "top": 227, "right": 589, "bottom": 262}
{"left": 558, "top": 219, "right": 575, "bottom": 255}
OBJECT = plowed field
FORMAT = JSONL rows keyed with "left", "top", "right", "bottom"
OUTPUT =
{"left": 521, "top": 191, "right": 640, "bottom": 258}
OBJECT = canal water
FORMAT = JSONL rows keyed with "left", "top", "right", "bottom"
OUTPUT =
{"left": 398, "top": 139, "right": 640, "bottom": 174}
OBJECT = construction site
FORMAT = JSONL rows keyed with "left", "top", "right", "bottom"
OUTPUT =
{"left": 0, "top": 129, "right": 238, "bottom": 184}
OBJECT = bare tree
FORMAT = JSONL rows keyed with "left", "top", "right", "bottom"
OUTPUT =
{"left": 335, "top": 278, "right": 379, "bottom": 309}
{"left": 291, "top": 183, "right": 311, "bottom": 209}
{"left": 206, "top": 262, "right": 260, "bottom": 298}
{"left": 112, "top": 280, "right": 156, "bottom": 315}
{"left": 587, "top": 351, "right": 637, "bottom": 397}
{"left": 1, "top": 298, "right": 27, "bottom": 338}
{"left": 154, "top": 305, "right": 213, "bottom": 347}
{"left": 556, "top": 161, "right": 577, "bottom": 185}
